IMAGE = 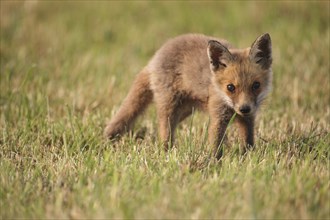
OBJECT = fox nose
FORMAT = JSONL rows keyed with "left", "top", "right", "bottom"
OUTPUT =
{"left": 239, "top": 105, "right": 251, "bottom": 114}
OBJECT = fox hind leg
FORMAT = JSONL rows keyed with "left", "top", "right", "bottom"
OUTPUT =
{"left": 155, "top": 94, "right": 195, "bottom": 150}
{"left": 155, "top": 97, "right": 178, "bottom": 150}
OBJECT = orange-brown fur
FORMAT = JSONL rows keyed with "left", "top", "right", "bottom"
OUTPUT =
{"left": 104, "top": 33, "right": 272, "bottom": 159}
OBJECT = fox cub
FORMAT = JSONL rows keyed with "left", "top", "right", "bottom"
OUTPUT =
{"left": 104, "top": 33, "right": 272, "bottom": 159}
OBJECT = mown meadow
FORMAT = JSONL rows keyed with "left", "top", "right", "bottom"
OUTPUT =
{"left": 0, "top": 1, "right": 329, "bottom": 219}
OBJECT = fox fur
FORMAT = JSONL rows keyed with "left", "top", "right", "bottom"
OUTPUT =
{"left": 104, "top": 33, "right": 272, "bottom": 159}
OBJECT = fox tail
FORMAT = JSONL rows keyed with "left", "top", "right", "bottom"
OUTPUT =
{"left": 104, "top": 69, "right": 153, "bottom": 139}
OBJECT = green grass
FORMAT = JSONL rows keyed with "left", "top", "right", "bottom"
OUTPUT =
{"left": 1, "top": 1, "right": 329, "bottom": 219}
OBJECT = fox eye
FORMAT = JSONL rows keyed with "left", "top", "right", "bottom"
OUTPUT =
{"left": 252, "top": 82, "right": 260, "bottom": 91}
{"left": 227, "top": 84, "right": 235, "bottom": 93}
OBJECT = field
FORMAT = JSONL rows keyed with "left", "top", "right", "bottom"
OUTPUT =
{"left": 0, "top": 1, "right": 329, "bottom": 219}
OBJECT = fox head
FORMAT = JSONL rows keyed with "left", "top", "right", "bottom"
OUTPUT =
{"left": 207, "top": 33, "right": 272, "bottom": 117}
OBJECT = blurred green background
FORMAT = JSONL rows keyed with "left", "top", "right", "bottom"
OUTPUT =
{"left": 1, "top": 1, "right": 329, "bottom": 121}
{"left": 0, "top": 1, "right": 329, "bottom": 219}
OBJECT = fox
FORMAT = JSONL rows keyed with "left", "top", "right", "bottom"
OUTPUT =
{"left": 104, "top": 33, "right": 272, "bottom": 159}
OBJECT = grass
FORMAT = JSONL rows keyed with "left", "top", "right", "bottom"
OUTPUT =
{"left": 0, "top": 1, "right": 329, "bottom": 219}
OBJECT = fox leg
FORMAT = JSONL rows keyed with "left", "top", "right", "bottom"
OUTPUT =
{"left": 154, "top": 93, "right": 191, "bottom": 149}
{"left": 208, "top": 116, "right": 231, "bottom": 160}
{"left": 156, "top": 95, "right": 197, "bottom": 150}
{"left": 156, "top": 103, "right": 178, "bottom": 150}
{"left": 208, "top": 100, "right": 234, "bottom": 159}
{"left": 235, "top": 116, "right": 255, "bottom": 152}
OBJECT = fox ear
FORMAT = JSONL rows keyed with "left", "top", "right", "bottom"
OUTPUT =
{"left": 249, "top": 33, "right": 272, "bottom": 69}
{"left": 207, "top": 40, "right": 233, "bottom": 71}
